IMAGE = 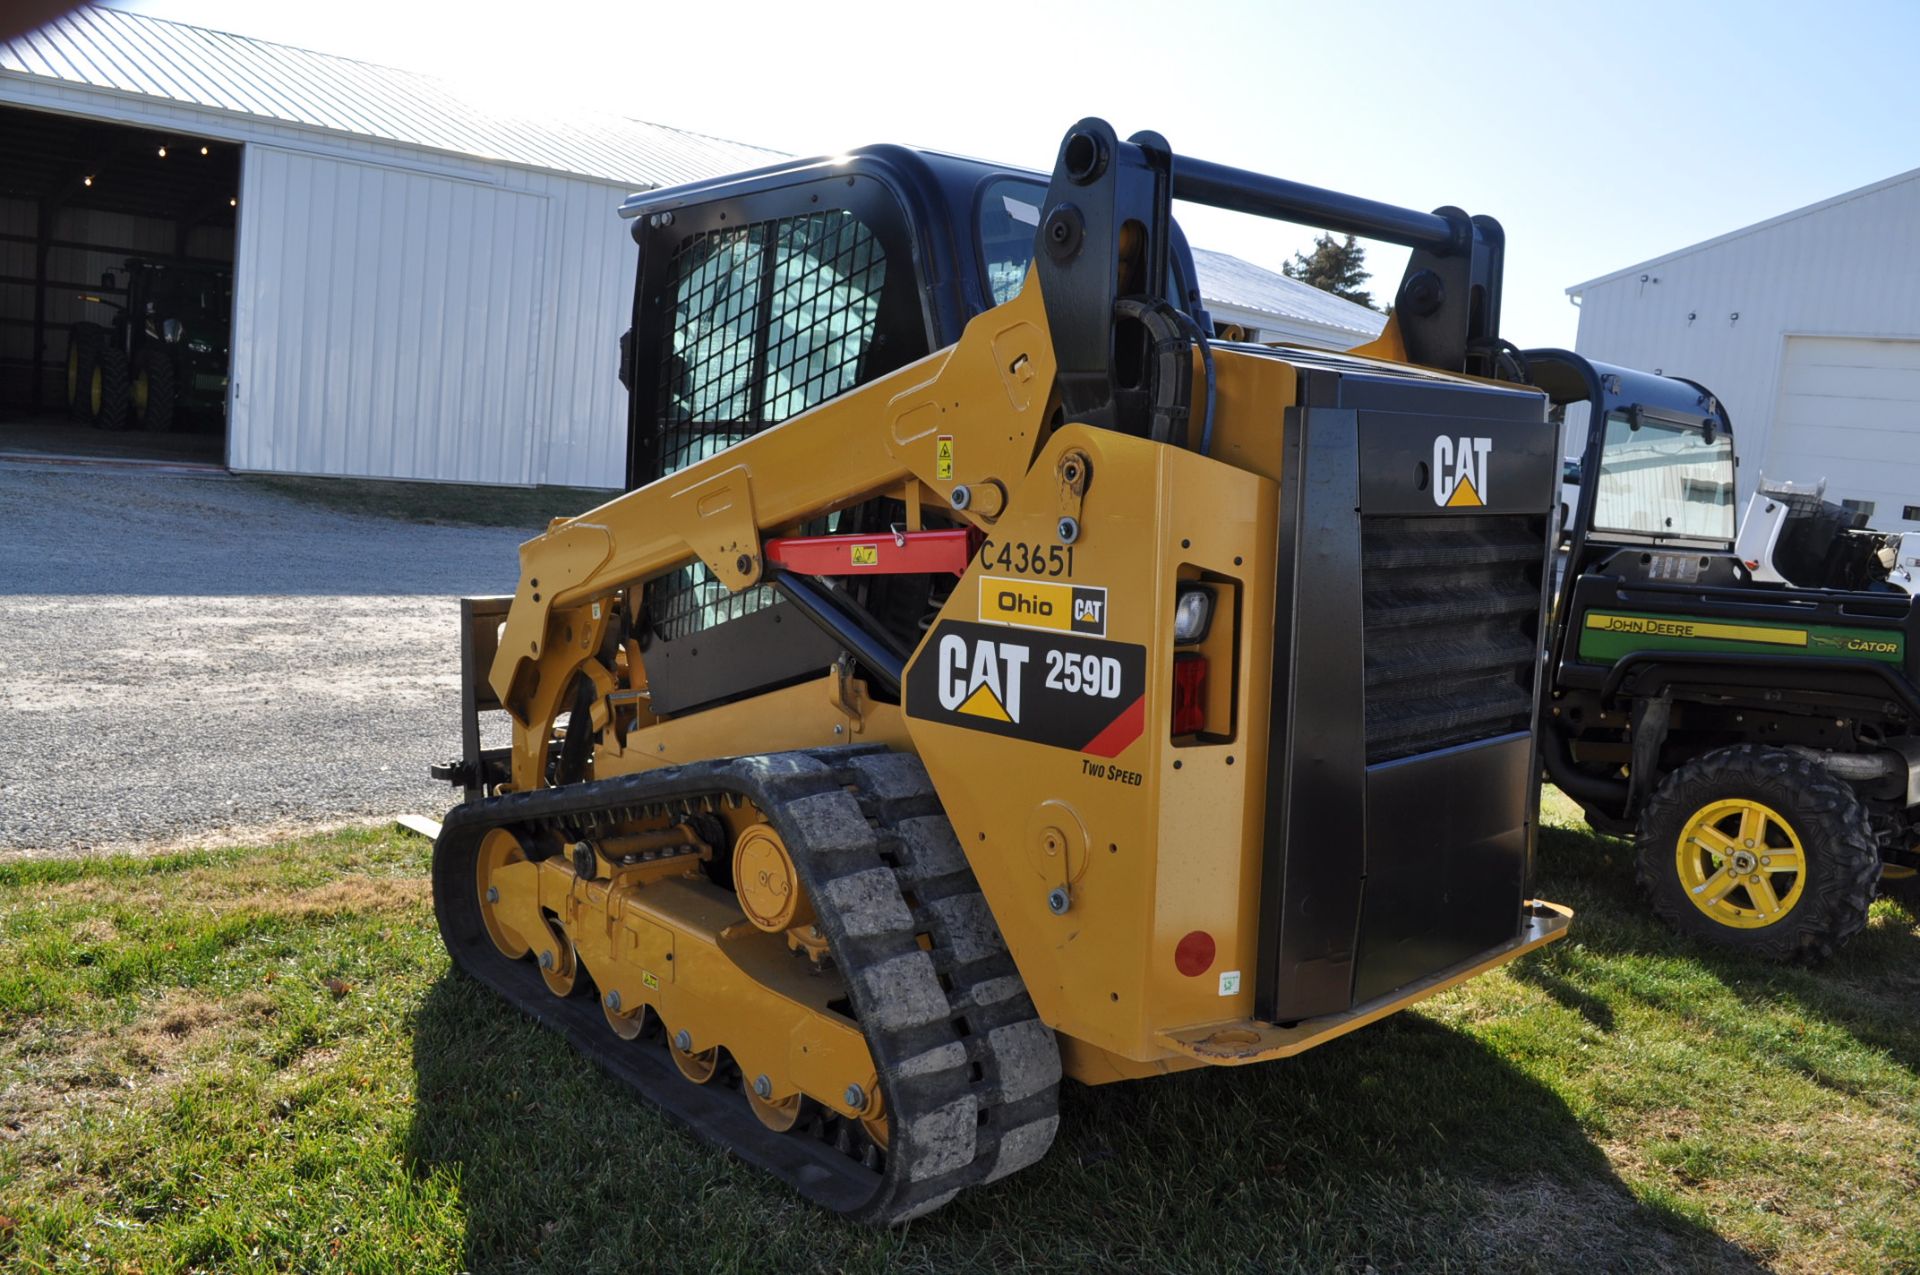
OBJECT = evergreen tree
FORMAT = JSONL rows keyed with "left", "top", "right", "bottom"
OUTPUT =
{"left": 1281, "top": 233, "right": 1378, "bottom": 311}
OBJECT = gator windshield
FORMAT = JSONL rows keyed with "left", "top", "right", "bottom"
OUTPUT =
{"left": 1591, "top": 409, "right": 1735, "bottom": 541}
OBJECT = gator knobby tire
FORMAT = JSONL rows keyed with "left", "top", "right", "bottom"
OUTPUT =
{"left": 94, "top": 346, "right": 131, "bottom": 431}
{"left": 1636, "top": 744, "right": 1879, "bottom": 962}
{"left": 135, "top": 346, "right": 176, "bottom": 433}
{"left": 65, "top": 323, "right": 103, "bottom": 422}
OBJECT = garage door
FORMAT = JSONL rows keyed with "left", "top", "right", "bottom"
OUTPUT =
{"left": 1769, "top": 335, "right": 1920, "bottom": 533}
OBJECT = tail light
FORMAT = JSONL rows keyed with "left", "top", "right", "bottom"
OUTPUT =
{"left": 1173, "top": 654, "right": 1208, "bottom": 735}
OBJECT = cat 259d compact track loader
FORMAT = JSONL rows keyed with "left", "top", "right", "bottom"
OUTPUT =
{"left": 431, "top": 119, "right": 1571, "bottom": 1223}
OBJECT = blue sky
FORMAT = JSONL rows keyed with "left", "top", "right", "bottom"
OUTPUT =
{"left": 116, "top": 0, "right": 1920, "bottom": 348}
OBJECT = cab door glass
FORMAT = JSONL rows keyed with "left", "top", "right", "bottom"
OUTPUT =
{"left": 979, "top": 178, "right": 1044, "bottom": 305}
{"left": 657, "top": 210, "right": 888, "bottom": 474}
{"left": 651, "top": 210, "right": 891, "bottom": 638}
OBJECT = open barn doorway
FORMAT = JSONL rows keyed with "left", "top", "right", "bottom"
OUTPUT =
{"left": 0, "top": 102, "right": 237, "bottom": 466}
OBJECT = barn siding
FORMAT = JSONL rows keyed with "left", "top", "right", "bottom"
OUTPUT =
{"left": 1570, "top": 170, "right": 1920, "bottom": 530}
{"left": 227, "top": 145, "right": 637, "bottom": 487}
{"left": 2, "top": 76, "right": 643, "bottom": 487}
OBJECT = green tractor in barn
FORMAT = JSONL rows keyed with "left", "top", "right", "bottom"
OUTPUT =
{"left": 1529, "top": 350, "right": 1919, "bottom": 961}
{"left": 64, "top": 256, "right": 231, "bottom": 432}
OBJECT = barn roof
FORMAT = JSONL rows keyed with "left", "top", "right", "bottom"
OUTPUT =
{"left": 0, "top": 4, "right": 783, "bottom": 188}
{"left": 1190, "top": 246, "right": 1386, "bottom": 340}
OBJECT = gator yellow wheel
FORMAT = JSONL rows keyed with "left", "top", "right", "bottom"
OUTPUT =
{"left": 1674, "top": 798, "right": 1806, "bottom": 928}
{"left": 474, "top": 827, "right": 531, "bottom": 959}
{"left": 669, "top": 1029, "right": 718, "bottom": 1083}
{"left": 1637, "top": 744, "right": 1879, "bottom": 961}
{"left": 745, "top": 1076, "right": 802, "bottom": 1132}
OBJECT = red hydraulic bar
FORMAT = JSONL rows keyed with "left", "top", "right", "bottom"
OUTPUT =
{"left": 763, "top": 527, "right": 977, "bottom": 577}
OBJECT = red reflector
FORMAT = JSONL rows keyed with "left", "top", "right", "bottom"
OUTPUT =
{"left": 1172, "top": 654, "right": 1208, "bottom": 735}
{"left": 1174, "top": 930, "right": 1216, "bottom": 977}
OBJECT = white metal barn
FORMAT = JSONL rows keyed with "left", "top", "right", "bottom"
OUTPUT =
{"left": 1567, "top": 169, "right": 1920, "bottom": 534}
{"left": 1, "top": 7, "right": 1383, "bottom": 488}
{"left": 0, "top": 5, "right": 779, "bottom": 486}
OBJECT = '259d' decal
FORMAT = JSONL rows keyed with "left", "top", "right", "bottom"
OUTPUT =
{"left": 905, "top": 620, "right": 1146, "bottom": 757}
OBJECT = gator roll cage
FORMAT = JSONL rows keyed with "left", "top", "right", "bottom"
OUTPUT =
{"left": 1034, "top": 117, "right": 1508, "bottom": 438}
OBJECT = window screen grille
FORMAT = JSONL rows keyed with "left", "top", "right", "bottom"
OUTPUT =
{"left": 647, "top": 211, "right": 889, "bottom": 641}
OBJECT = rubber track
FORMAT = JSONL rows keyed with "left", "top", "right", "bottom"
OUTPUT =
{"left": 432, "top": 746, "right": 1061, "bottom": 1224}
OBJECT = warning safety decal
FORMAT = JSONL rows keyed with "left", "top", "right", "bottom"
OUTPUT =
{"left": 906, "top": 620, "right": 1146, "bottom": 756}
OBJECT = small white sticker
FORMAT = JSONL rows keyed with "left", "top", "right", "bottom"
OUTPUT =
{"left": 592, "top": 602, "right": 602, "bottom": 620}
{"left": 1218, "top": 970, "right": 1241, "bottom": 996}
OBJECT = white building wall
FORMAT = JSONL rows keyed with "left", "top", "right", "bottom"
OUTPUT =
{"left": 2, "top": 75, "right": 643, "bottom": 488}
{"left": 1570, "top": 170, "right": 1920, "bottom": 528}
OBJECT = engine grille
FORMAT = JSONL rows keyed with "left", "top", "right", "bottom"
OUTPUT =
{"left": 1361, "top": 513, "right": 1546, "bottom": 764}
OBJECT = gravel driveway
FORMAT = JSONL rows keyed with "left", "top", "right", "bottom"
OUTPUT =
{"left": 0, "top": 460, "right": 537, "bottom": 854}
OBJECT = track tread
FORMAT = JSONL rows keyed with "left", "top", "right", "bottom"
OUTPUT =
{"left": 433, "top": 746, "right": 1060, "bottom": 1224}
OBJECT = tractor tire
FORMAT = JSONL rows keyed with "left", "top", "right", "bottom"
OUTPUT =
{"left": 134, "top": 346, "right": 176, "bottom": 433}
{"left": 94, "top": 346, "right": 131, "bottom": 431}
{"left": 1636, "top": 744, "right": 1879, "bottom": 962}
{"left": 65, "top": 323, "right": 104, "bottom": 422}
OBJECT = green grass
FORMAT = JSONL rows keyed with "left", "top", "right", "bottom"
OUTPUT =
{"left": 1, "top": 798, "right": 1916, "bottom": 1273}
{"left": 251, "top": 475, "right": 614, "bottom": 529}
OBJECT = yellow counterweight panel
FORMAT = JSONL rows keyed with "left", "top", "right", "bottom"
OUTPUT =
{"left": 903, "top": 415, "right": 1281, "bottom": 1066}
{"left": 1193, "top": 344, "right": 1297, "bottom": 486}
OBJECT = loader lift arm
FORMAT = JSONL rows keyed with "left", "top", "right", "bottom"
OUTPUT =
{"left": 489, "top": 283, "right": 1059, "bottom": 793}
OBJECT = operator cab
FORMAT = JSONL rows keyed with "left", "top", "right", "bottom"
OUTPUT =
{"left": 613, "top": 147, "right": 1209, "bottom": 716}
